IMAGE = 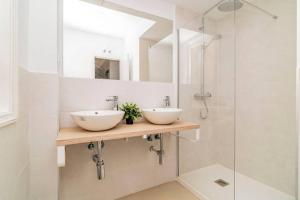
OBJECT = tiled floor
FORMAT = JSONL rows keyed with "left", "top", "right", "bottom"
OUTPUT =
{"left": 118, "top": 181, "right": 199, "bottom": 200}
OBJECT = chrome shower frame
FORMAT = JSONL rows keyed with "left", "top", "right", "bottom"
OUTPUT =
{"left": 203, "top": 0, "right": 278, "bottom": 19}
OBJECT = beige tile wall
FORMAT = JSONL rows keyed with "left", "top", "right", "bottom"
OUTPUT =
{"left": 234, "top": 0, "right": 297, "bottom": 195}
{"left": 178, "top": 0, "right": 296, "bottom": 196}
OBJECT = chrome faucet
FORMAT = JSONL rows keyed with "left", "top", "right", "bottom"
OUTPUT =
{"left": 106, "top": 96, "right": 119, "bottom": 110}
{"left": 163, "top": 96, "right": 170, "bottom": 107}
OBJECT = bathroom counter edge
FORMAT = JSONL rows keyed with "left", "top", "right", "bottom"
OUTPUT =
{"left": 56, "top": 121, "right": 200, "bottom": 146}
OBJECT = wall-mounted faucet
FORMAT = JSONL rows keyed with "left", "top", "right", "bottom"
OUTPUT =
{"left": 163, "top": 96, "right": 170, "bottom": 107}
{"left": 106, "top": 96, "right": 119, "bottom": 110}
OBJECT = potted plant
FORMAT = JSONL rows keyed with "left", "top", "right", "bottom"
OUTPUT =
{"left": 120, "top": 103, "right": 142, "bottom": 125}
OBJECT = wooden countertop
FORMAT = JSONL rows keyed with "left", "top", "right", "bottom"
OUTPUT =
{"left": 57, "top": 121, "right": 200, "bottom": 146}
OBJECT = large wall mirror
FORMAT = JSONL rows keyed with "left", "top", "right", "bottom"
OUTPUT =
{"left": 63, "top": 0, "right": 174, "bottom": 83}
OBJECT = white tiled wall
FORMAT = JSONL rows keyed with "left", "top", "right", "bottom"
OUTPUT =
{"left": 0, "top": 68, "right": 30, "bottom": 200}
{"left": 27, "top": 72, "right": 59, "bottom": 200}
{"left": 0, "top": 121, "right": 30, "bottom": 200}
{"left": 59, "top": 78, "right": 177, "bottom": 200}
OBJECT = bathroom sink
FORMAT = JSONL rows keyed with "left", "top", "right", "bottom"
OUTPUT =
{"left": 71, "top": 110, "right": 124, "bottom": 131}
{"left": 142, "top": 108, "right": 183, "bottom": 125}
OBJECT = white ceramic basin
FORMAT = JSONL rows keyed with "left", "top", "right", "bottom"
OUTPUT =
{"left": 71, "top": 110, "right": 124, "bottom": 131}
{"left": 142, "top": 108, "right": 183, "bottom": 125}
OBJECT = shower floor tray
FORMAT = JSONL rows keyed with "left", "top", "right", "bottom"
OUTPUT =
{"left": 178, "top": 164, "right": 294, "bottom": 200}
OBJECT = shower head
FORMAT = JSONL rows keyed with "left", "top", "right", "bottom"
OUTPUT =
{"left": 217, "top": 0, "right": 243, "bottom": 12}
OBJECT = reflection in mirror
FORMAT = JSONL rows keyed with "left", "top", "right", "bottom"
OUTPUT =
{"left": 141, "top": 34, "right": 173, "bottom": 83}
{"left": 63, "top": 0, "right": 173, "bottom": 83}
{"left": 95, "top": 58, "right": 120, "bottom": 80}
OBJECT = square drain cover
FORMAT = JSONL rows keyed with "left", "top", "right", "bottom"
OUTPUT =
{"left": 215, "top": 179, "right": 229, "bottom": 187}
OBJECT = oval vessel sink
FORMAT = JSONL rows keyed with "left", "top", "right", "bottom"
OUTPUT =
{"left": 142, "top": 108, "right": 183, "bottom": 125}
{"left": 71, "top": 110, "right": 124, "bottom": 131}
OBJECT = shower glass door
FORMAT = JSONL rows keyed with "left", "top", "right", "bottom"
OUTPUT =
{"left": 178, "top": 0, "right": 236, "bottom": 198}
{"left": 178, "top": 0, "right": 297, "bottom": 200}
{"left": 234, "top": 0, "right": 297, "bottom": 200}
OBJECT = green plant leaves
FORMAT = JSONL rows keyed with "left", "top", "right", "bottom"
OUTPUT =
{"left": 119, "top": 103, "right": 142, "bottom": 121}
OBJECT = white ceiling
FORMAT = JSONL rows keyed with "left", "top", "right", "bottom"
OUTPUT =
{"left": 64, "top": 0, "right": 155, "bottom": 39}
{"left": 162, "top": 0, "right": 221, "bottom": 14}
{"left": 65, "top": 0, "right": 173, "bottom": 42}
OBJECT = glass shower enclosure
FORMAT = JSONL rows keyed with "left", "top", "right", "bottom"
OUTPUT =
{"left": 177, "top": 0, "right": 297, "bottom": 200}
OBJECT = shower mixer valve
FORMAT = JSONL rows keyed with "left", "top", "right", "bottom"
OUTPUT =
{"left": 194, "top": 92, "right": 212, "bottom": 120}
{"left": 194, "top": 92, "right": 212, "bottom": 99}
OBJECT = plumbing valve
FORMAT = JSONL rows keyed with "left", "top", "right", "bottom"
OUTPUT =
{"left": 88, "top": 142, "right": 94, "bottom": 150}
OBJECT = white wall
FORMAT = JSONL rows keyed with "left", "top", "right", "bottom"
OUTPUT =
{"left": 149, "top": 43, "right": 173, "bottom": 82}
{"left": 19, "top": 0, "right": 60, "bottom": 199}
{"left": 175, "top": 6, "right": 201, "bottom": 31}
{"left": 0, "top": 69, "right": 30, "bottom": 200}
{"left": 0, "top": 70, "right": 59, "bottom": 200}
{"left": 63, "top": 27, "right": 125, "bottom": 78}
{"left": 0, "top": 0, "right": 31, "bottom": 199}
{"left": 139, "top": 38, "right": 173, "bottom": 82}
{"left": 59, "top": 78, "right": 177, "bottom": 200}
{"left": 298, "top": 0, "right": 300, "bottom": 198}
{"left": 106, "top": 0, "right": 174, "bottom": 20}
{"left": 124, "top": 35, "right": 140, "bottom": 81}
{"left": 0, "top": 0, "right": 13, "bottom": 112}
{"left": 139, "top": 38, "right": 152, "bottom": 81}
{"left": 26, "top": 0, "right": 58, "bottom": 73}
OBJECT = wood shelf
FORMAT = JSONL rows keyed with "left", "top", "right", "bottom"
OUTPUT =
{"left": 57, "top": 121, "right": 200, "bottom": 146}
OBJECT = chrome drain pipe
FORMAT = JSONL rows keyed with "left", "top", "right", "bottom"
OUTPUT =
{"left": 149, "top": 133, "right": 164, "bottom": 165}
{"left": 88, "top": 141, "right": 105, "bottom": 180}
